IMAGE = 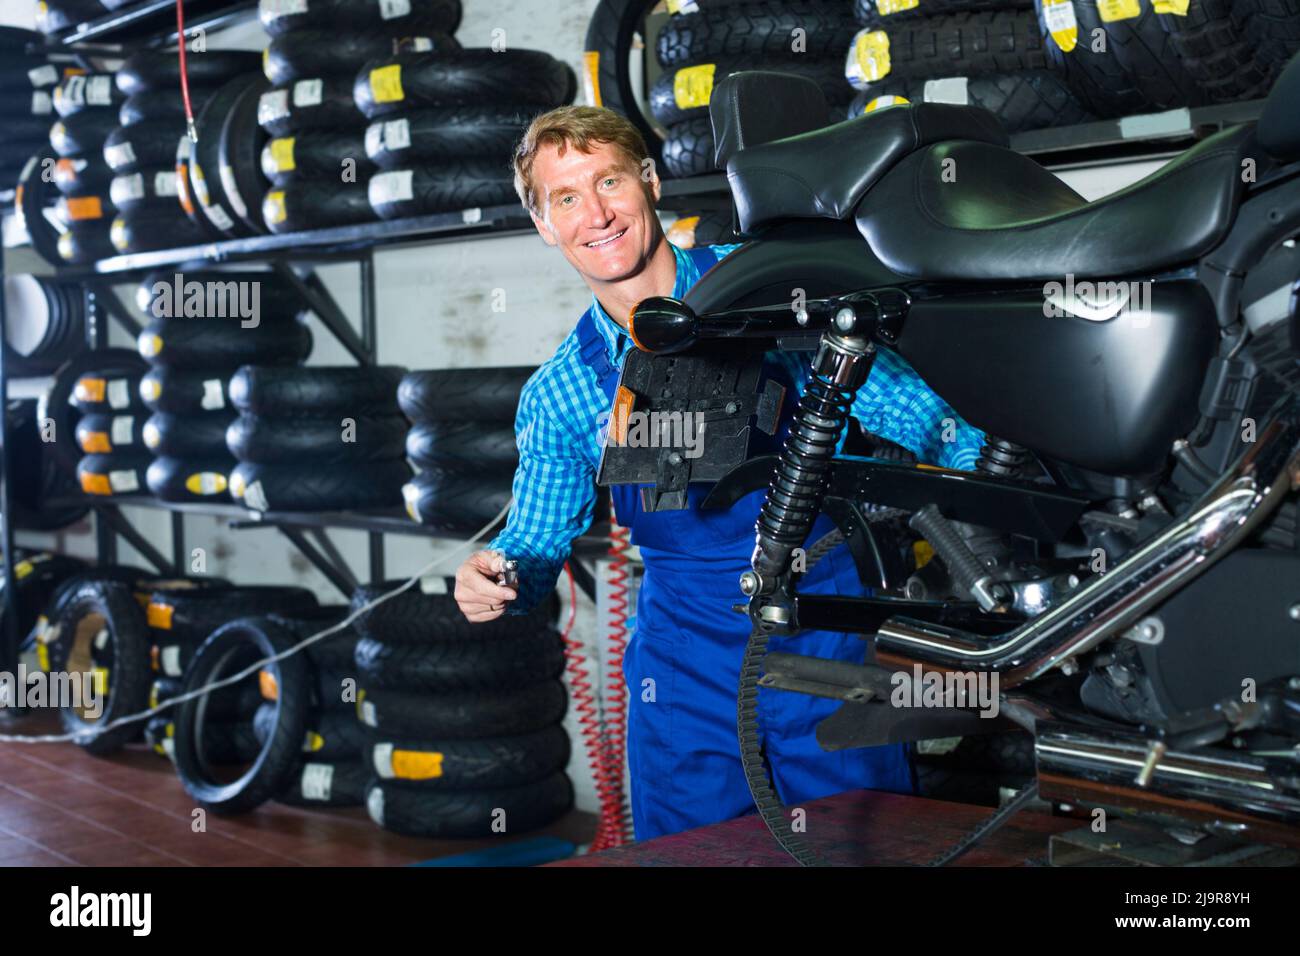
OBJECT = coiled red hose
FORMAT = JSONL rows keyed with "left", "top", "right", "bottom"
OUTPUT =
{"left": 595, "top": 521, "right": 633, "bottom": 849}
{"left": 559, "top": 514, "right": 634, "bottom": 853}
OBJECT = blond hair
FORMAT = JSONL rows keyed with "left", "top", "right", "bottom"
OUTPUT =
{"left": 512, "top": 106, "right": 650, "bottom": 215}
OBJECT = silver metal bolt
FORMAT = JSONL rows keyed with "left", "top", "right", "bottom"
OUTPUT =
{"left": 738, "top": 571, "right": 759, "bottom": 596}
{"left": 668, "top": 452, "right": 683, "bottom": 466}
{"left": 795, "top": 308, "right": 810, "bottom": 327}
{"left": 1289, "top": 603, "right": 1300, "bottom": 621}
{"left": 834, "top": 306, "right": 856, "bottom": 331}
{"left": 725, "top": 401, "right": 738, "bottom": 414}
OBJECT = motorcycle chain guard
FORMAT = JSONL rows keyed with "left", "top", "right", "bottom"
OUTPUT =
{"left": 595, "top": 344, "right": 783, "bottom": 511}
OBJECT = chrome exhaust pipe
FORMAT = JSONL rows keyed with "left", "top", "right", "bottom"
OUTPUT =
{"left": 875, "top": 396, "right": 1300, "bottom": 685}
{"left": 1035, "top": 723, "right": 1300, "bottom": 848}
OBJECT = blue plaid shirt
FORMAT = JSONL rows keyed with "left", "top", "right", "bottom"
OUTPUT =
{"left": 489, "top": 242, "right": 985, "bottom": 612}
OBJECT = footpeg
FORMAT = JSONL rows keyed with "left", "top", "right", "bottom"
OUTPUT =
{"left": 909, "top": 504, "right": 1006, "bottom": 612}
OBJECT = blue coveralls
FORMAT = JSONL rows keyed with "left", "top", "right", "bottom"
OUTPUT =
{"left": 576, "top": 245, "right": 912, "bottom": 841}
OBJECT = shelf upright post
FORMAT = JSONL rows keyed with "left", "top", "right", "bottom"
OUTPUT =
{"left": 360, "top": 251, "right": 377, "bottom": 363}
{"left": 85, "top": 286, "right": 117, "bottom": 566}
{"left": 0, "top": 236, "right": 20, "bottom": 675}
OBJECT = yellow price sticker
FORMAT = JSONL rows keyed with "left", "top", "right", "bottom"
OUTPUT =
{"left": 1151, "top": 0, "right": 1189, "bottom": 12}
{"left": 673, "top": 63, "right": 717, "bottom": 110}
{"left": 264, "top": 189, "right": 287, "bottom": 225}
{"left": 369, "top": 64, "right": 404, "bottom": 104}
{"left": 876, "top": 0, "right": 919, "bottom": 14}
{"left": 854, "top": 31, "right": 892, "bottom": 83}
{"left": 392, "top": 749, "right": 443, "bottom": 780}
{"left": 269, "top": 137, "right": 295, "bottom": 173}
{"left": 1041, "top": 0, "right": 1079, "bottom": 53}
{"left": 1097, "top": 0, "right": 1141, "bottom": 22}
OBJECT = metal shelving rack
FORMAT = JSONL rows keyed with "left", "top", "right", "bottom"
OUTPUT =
{"left": 0, "top": 4, "right": 581, "bottom": 678}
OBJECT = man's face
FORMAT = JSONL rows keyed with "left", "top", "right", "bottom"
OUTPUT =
{"left": 529, "top": 139, "right": 662, "bottom": 284}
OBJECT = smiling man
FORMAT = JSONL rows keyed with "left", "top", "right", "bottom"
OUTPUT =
{"left": 454, "top": 106, "right": 985, "bottom": 841}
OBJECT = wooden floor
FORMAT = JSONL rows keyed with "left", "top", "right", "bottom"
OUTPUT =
{"left": 0, "top": 713, "right": 596, "bottom": 867}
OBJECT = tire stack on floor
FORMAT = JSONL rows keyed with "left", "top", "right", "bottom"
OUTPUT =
{"left": 257, "top": 0, "right": 465, "bottom": 233}
{"left": 250, "top": 608, "right": 371, "bottom": 808}
{"left": 351, "top": 582, "right": 574, "bottom": 837}
{"left": 48, "top": 69, "right": 123, "bottom": 264}
{"left": 397, "top": 367, "right": 531, "bottom": 532}
{"left": 113, "top": 51, "right": 263, "bottom": 247}
{"left": 70, "top": 356, "right": 153, "bottom": 501}
{"left": 845, "top": 1, "right": 1093, "bottom": 132}
{"left": 134, "top": 270, "right": 314, "bottom": 503}
{"left": 0, "top": 30, "right": 59, "bottom": 190}
{"left": 652, "top": 0, "right": 858, "bottom": 178}
{"left": 354, "top": 47, "right": 575, "bottom": 219}
{"left": 225, "top": 365, "right": 410, "bottom": 513}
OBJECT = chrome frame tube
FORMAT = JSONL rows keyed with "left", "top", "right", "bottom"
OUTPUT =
{"left": 875, "top": 396, "right": 1300, "bottom": 685}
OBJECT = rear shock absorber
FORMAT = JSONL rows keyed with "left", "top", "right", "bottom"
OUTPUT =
{"left": 977, "top": 437, "right": 1026, "bottom": 478}
{"left": 743, "top": 330, "right": 878, "bottom": 597}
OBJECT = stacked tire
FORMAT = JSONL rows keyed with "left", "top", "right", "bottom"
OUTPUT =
{"left": 846, "top": 1, "right": 1093, "bottom": 133}
{"left": 70, "top": 357, "right": 152, "bottom": 500}
{"left": 112, "top": 52, "right": 248, "bottom": 248}
{"left": 354, "top": 47, "right": 575, "bottom": 219}
{"left": 255, "top": 609, "right": 371, "bottom": 808}
{"left": 350, "top": 581, "right": 573, "bottom": 837}
{"left": 652, "top": 0, "right": 859, "bottom": 178}
{"left": 226, "top": 364, "right": 411, "bottom": 513}
{"left": 134, "top": 270, "right": 314, "bottom": 503}
{"left": 49, "top": 69, "right": 122, "bottom": 263}
{"left": 397, "top": 367, "right": 531, "bottom": 532}
{"left": 0, "top": 31, "right": 59, "bottom": 191}
{"left": 113, "top": 51, "right": 265, "bottom": 244}
{"left": 259, "top": 0, "right": 465, "bottom": 232}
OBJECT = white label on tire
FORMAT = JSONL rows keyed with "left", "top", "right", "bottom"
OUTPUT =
{"left": 366, "top": 785, "right": 384, "bottom": 825}
{"left": 369, "top": 170, "right": 413, "bottom": 206}
{"left": 243, "top": 479, "right": 269, "bottom": 512}
{"left": 923, "top": 77, "right": 969, "bottom": 105}
{"left": 379, "top": 0, "right": 411, "bottom": 18}
{"left": 292, "top": 78, "right": 323, "bottom": 107}
{"left": 105, "top": 141, "right": 136, "bottom": 169}
{"left": 220, "top": 164, "right": 247, "bottom": 218}
{"left": 61, "top": 75, "right": 86, "bottom": 105}
{"left": 108, "top": 469, "right": 139, "bottom": 493}
{"left": 409, "top": 37, "right": 433, "bottom": 52}
{"left": 383, "top": 118, "right": 410, "bottom": 151}
{"left": 86, "top": 76, "right": 113, "bottom": 105}
{"left": 200, "top": 379, "right": 226, "bottom": 410}
{"left": 113, "top": 173, "right": 145, "bottom": 205}
{"left": 419, "top": 575, "right": 450, "bottom": 594}
{"left": 263, "top": 0, "right": 309, "bottom": 16}
{"left": 301, "top": 763, "right": 333, "bottom": 801}
{"left": 110, "top": 416, "right": 134, "bottom": 445}
{"left": 107, "top": 378, "right": 131, "bottom": 409}
{"left": 462, "top": 208, "right": 482, "bottom": 224}
{"left": 1043, "top": 0, "right": 1078, "bottom": 33}
{"left": 204, "top": 200, "right": 236, "bottom": 232}
{"left": 31, "top": 91, "right": 52, "bottom": 115}
{"left": 28, "top": 65, "right": 59, "bottom": 88}
{"left": 161, "top": 645, "right": 182, "bottom": 677}
{"left": 94, "top": 628, "right": 110, "bottom": 650}
{"left": 154, "top": 171, "right": 179, "bottom": 196}
{"left": 162, "top": 736, "right": 175, "bottom": 758}
{"left": 360, "top": 700, "right": 377, "bottom": 726}
{"left": 372, "top": 742, "right": 395, "bottom": 778}
{"left": 259, "top": 89, "right": 290, "bottom": 125}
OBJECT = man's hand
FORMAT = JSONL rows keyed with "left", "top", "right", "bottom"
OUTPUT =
{"left": 455, "top": 549, "right": 518, "bottom": 623}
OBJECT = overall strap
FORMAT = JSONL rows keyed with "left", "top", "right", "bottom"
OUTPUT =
{"left": 683, "top": 244, "right": 722, "bottom": 276}
{"left": 575, "top": 307, "right": 620, "bottom": 402}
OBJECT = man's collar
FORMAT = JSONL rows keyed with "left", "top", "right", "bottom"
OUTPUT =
{"left": 588, "top": 242, "right": 692, "bottom": 358}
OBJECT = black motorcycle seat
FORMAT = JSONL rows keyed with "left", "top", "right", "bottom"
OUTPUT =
{"left": 856, "top": 124, "right": 1257, "bottom": 281}
{"left": 725, "top": 103, "right": 1009, "bottom": 233}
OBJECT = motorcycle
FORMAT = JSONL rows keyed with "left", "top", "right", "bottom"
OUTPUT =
{"left": 598, "top": 58, "right": 1300, "bottom": 864}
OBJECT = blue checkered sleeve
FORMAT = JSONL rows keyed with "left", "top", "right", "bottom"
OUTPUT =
{"left": 486, "top": 340, "right": 604, "bottom": 614}
{"left": 771, "top": 347, "right": 985, "bottom": 469}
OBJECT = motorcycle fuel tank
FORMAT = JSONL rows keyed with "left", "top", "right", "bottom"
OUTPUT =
{"left": 896, "top": 278, "right": 1219, "bottom": 476}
